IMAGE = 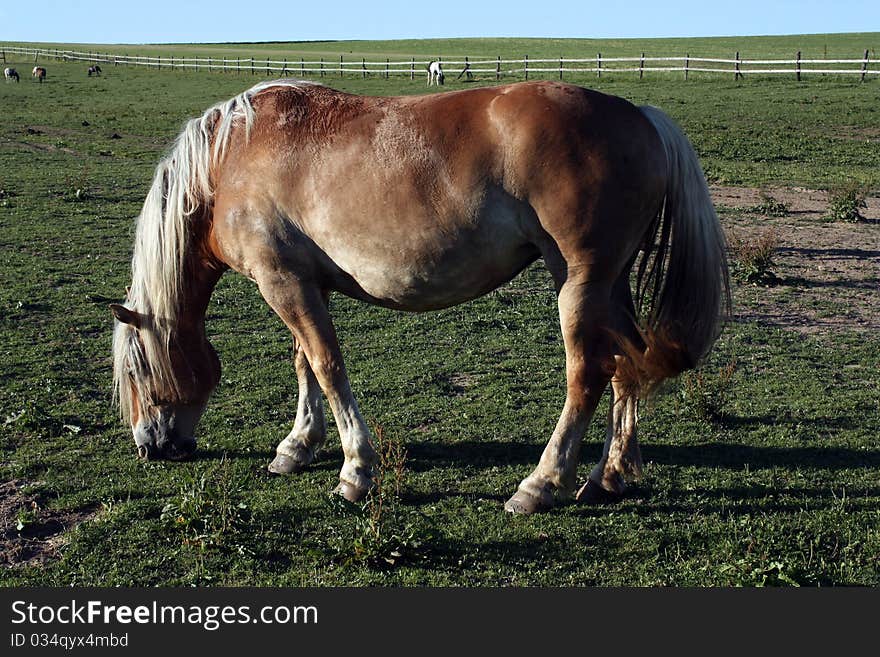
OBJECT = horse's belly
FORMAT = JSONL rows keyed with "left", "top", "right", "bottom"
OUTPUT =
{"left": 350, "top": 242, "right": 538, "bottom": 311}
{"left": 316, "top": 203, "right": 540, "bottom": 311}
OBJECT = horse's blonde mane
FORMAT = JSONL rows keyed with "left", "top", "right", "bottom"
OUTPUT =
{"left": 113, "top": 79, "right": 318, "bottom": 422}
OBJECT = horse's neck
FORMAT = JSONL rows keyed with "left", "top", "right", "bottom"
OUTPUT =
{"left": 178, "top": 243, "right": 225, "bottom": 332}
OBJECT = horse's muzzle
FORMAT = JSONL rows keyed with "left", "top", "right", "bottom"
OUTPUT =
{"left": 135, "top": 431, "right": 197, "bottom": 461}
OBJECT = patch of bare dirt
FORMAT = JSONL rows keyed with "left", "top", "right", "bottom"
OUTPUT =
{"left": 711, "top": 185, "right": 880, "bottom": 337}
{"left": 0, "top": 479, "right": 98, "bottom": 568}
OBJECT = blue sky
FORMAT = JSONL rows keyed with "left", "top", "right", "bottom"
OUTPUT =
{"left": 0, "top": 0, "right": 875, "bottom": 43}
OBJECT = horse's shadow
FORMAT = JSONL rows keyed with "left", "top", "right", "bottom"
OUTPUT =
{"left": 404, "top": 437, "right": 880, "bottom": 472}
{"left": 400, "top": 438, "right": 880, "bottom": 508}
{"left": 404, "top": 440, "right": 545, "bottom": 472}
{"left": 193, "top": 425, "right": 879, "bottom": 510}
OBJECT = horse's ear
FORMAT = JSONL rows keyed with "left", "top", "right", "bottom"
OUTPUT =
{"left": 110, "top": 303, "right": 143, "bottom": 329}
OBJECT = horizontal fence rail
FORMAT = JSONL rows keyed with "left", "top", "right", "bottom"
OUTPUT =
{"left": 2, "top": 45, "right": 876, "bottom": 81}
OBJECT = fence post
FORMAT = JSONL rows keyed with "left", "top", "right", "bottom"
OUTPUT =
{"left": 734, "top": 51, "right": 741, "bottom": 80}
{"left": 524, "top": 54, "right": 528, "bottom": 80}
{"left": 283, "top": 58, "right": 288, "bottom": 75}
{"left": 496, "top": 55, "right": 501, "bottom": 80}
{"left": 640, "top": 52, "right": 645, "bottom": 79}
{"left": 411, "top": 57, "right": 414, "bottom": 81}
{"left": 385, "top": 58, "right": 389, "bottom": 79}
{"left": 597, "top": 52, "right": 601, "bottom": 78}
{"left": 685, "top": 52, "right": 689, "bottom": 80}
{"left": 796, "top": 50, "right": 801, "bottom": 82}
{"left": 559, "top": 56, "right": 563, "bottom": 80}
{"left": 320, "top": 57, "right": 324, "bottom": 77}
{"left": 250, "top": 57, "right": 254, "bottom": 75}
{"left": 339, "top": 54, "right": 343, "bottom": 78}
{"left": 362, "top": 58, "right": 366, "bottom": 79}
{"left": 301, "top": 57, "right": 304, "bottom": 77}
{"left": 861, "top": 48, "right": 869, "bottom": 82}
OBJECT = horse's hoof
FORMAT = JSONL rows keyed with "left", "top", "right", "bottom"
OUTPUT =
{"left": 267, "top": 446, "right": 313, "bottom": 475}
{"left": 334, "top": 480, "right": 370, "bottom": 503}
{"left": 504, "top": 490, "right": 552, "bottom": 515}
{"left": 267, "top": 454, "right": 297, "bottom": 475}
{"left": 575, "top": 479, "right": 624, "bottom": 505}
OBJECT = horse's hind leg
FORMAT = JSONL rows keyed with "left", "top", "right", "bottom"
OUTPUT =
{"left": 257, "top": 277, "right": 377, "bottom": 501}
{"left": 505, "top": 277, "right": 615, "bottom": 514}
{"left": 576, "top": 365, "right": 642, "bottom": 503}
{"left": 578, "top": 278, "right": 645, "bottom": 503}
{"left": 268, "top": 336, "right": 327, "bottom": 475}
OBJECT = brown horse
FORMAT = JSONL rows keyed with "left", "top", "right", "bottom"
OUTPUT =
{"left": 111, "top": 79, "right": 729, "bottom": 514}
{"left": 32, "top": 66, "right": 46, "bottom": 83}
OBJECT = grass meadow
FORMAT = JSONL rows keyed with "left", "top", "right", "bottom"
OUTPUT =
{"left": 1, "top": 35, "right": 878, "bottom": 586}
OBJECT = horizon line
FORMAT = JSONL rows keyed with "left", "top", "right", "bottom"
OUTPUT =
{"left": 2, "top": 31, "right": 878, "bottom": 48}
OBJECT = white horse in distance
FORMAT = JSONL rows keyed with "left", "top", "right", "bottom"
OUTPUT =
{"left": 427, "top": 60, "right": 444, "bottom": 86}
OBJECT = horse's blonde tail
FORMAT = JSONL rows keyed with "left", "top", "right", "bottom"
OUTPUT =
{"left": 617, "top": 106, "right": 730, "bottom": 395}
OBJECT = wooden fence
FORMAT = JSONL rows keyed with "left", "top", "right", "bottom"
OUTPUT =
{"left": 2, "top": 45, "right": 876, "bottom": 82}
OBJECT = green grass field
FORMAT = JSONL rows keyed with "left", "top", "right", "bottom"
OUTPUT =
{"left": 1, "top": 36, "right": 878, "bottom": 586}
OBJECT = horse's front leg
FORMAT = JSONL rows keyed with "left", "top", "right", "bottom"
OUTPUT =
{"left": 268, "top": 336, "right": 327, "bottom": 475}
{"left": 505, "top": 279, "right": 614, "bottom": 514}
{"left": 257, "top": 276, "right": 377, "bottom": 501}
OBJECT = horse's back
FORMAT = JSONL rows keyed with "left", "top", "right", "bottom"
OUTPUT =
{"left": 209, "top": 81, "right": 665, "bottom": 308}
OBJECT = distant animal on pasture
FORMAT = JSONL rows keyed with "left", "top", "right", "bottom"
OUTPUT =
{"left": 111, "top": 79, "right": 729, "bottom": 515}
{"left": 32, "top": 66, "right": 46, "bottom": 83}
{"left": 4, "top": 67, "right": 19, "bottom": 82}
{"left": 88, "top": 65, "right": 102, "bottom": 76}
{"left": 427, "top": 60, "right": 444, "bottom": 86}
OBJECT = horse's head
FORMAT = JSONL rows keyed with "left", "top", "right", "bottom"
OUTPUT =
{"left": 111, "top": 303, "right": 220, "bottom": 461}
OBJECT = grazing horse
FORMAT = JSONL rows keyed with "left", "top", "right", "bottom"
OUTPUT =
{"left": 427, "top": 60, "right": 444, "bottom": 86}
{"left": 32, "top": 66, "right": 46, "bottom": 83}
{"left": 111, "top": 80, "right": 729, "bottom": 514}
{"left": 88, "top": 65, "right": 102, "bottom": 76}
{"left": 4, "top": 67, "right": 19, "bottom": 82}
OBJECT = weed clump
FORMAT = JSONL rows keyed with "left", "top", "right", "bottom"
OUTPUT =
{"left": 728, "top": 228, "right": 780, "bottom": 285}
{"left": 678, "top": 360, "right": 737, "bottom": 423}
{"left": 161, "top": 456, "right": 250, "bottom": 552}
{"left": 317, "top": 425, "right": 435, "bottom": 568}
{"left": 751, "top": 191, "right": 790, "bottom": 217}
{"left": 823, "top": 183, "right": 868, "bottom": 223}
